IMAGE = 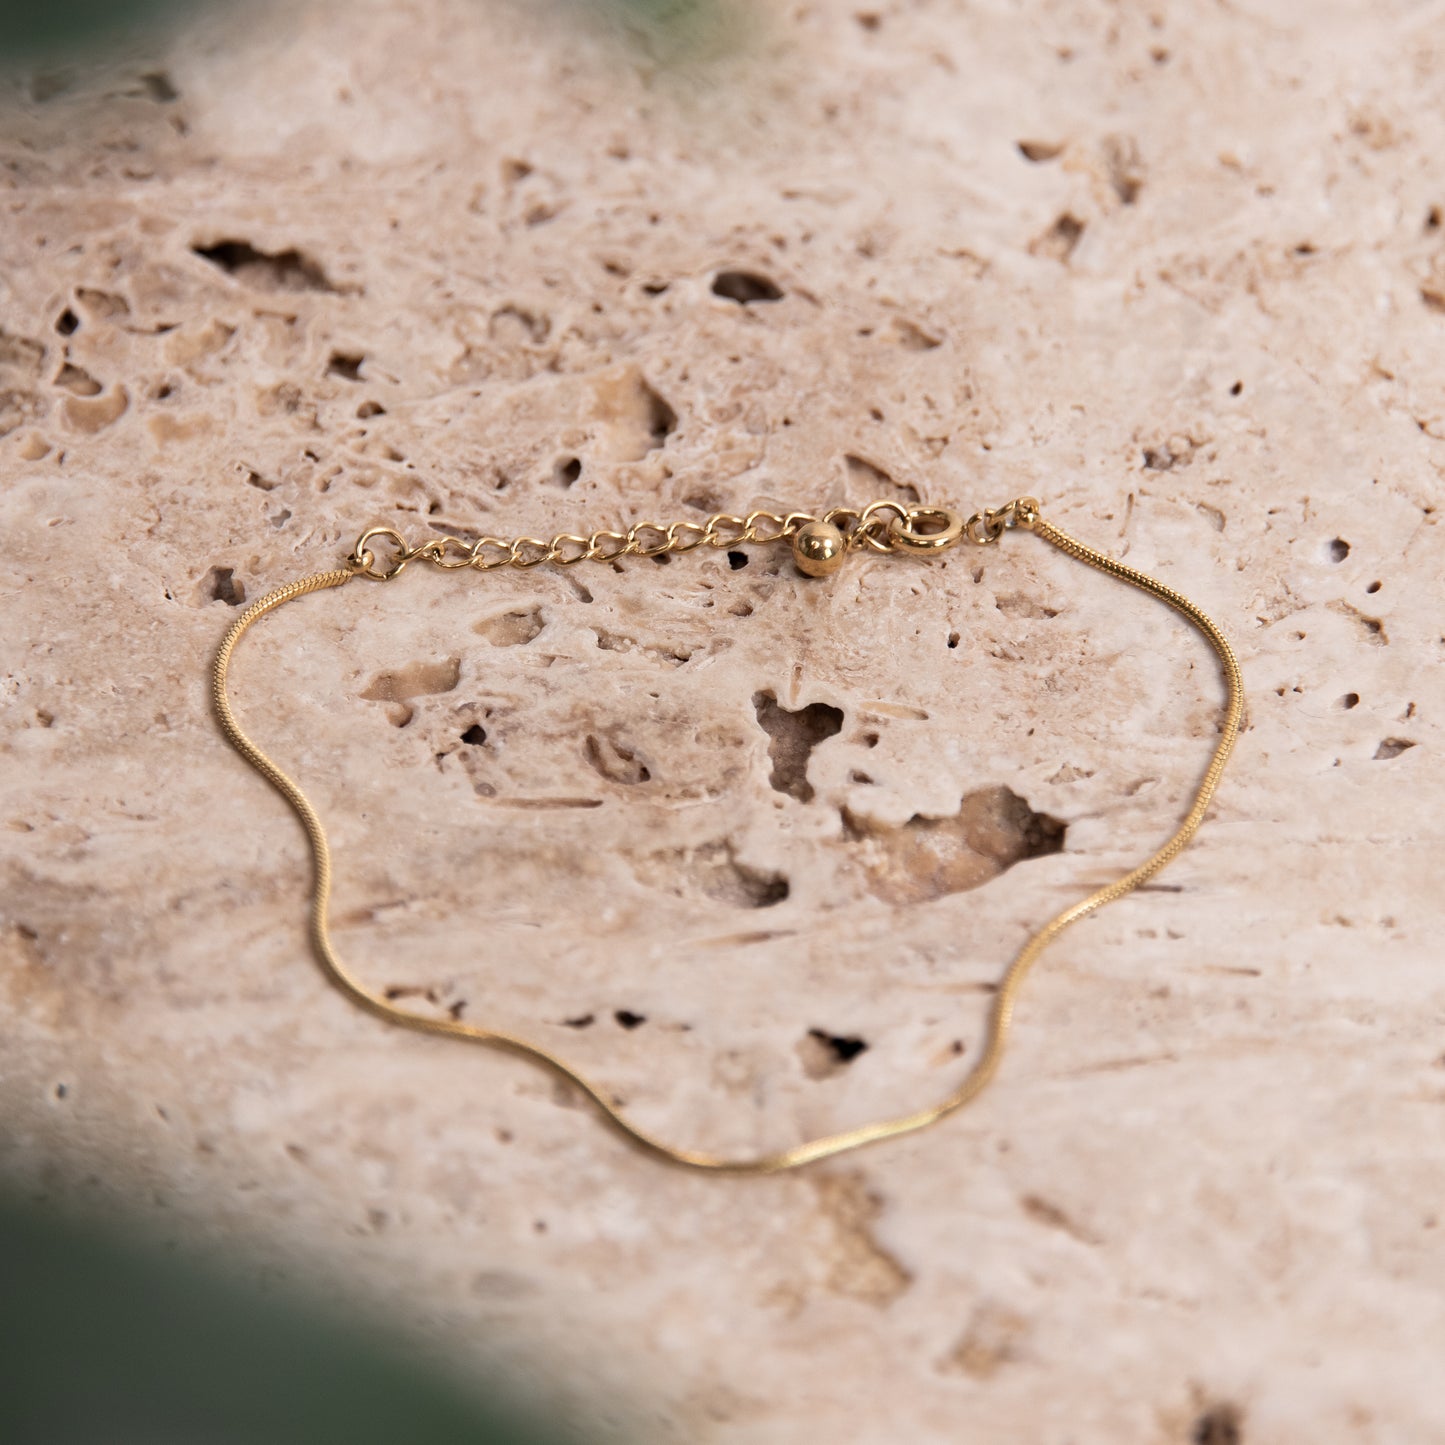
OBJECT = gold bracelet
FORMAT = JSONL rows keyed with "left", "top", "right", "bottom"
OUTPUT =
{"left": 212, "top": 496, "right": 1243, "bottom": 1174}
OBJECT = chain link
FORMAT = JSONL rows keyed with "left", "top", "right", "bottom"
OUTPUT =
{"left": 347, "top": 499, "right": 1045, "bottom": 580}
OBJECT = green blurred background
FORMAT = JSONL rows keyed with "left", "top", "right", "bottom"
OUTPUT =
{"left": 0, "top": 1191, "right": 579, "bottom": 1444}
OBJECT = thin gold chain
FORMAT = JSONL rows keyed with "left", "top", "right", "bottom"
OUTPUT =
{"left": 212, "top": 497, "right": 1243, "bottom": 1173}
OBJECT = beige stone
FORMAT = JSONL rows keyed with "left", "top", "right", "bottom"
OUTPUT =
{"left": 2, "top": 2, "right": 1443, "bottom": 1441}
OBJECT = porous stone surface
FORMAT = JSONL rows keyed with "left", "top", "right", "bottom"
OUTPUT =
{"left": 2, "top": 2, "right": 1442, "bottom": 1441}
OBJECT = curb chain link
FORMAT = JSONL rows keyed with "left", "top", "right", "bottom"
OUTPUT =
{"left": 347, "top": 496, "right": 1042, "bottom": 581}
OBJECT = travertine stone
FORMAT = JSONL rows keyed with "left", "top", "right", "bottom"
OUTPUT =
{"left": 2, "top": 2, "right": 1442, "bottom": 1441}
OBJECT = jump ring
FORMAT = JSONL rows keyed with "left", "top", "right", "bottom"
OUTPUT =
{"left": 349, "top": 526, "right": 411, "bottom": 580}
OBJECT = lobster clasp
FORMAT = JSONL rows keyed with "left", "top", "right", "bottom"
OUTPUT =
{"left": 886, "top": 506, "right": 966, "bottom": 555}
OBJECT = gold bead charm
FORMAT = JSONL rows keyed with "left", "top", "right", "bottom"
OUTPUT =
{"left": 790, "top": 519, "right": 847, "bottom": 578}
